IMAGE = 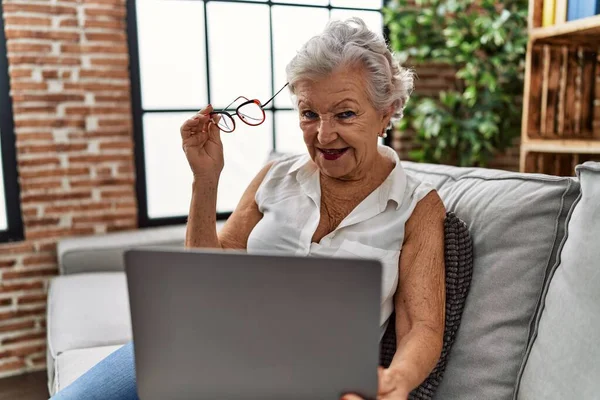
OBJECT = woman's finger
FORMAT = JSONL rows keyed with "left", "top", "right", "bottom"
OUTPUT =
{"left": 180, "top": 116, "right": 202, "bottom": 140}
{"left": 377, "top": 368, "right": 397, "bottom": 396}
{"left": 340, "top": 394, "right": 364, "bottom": 400}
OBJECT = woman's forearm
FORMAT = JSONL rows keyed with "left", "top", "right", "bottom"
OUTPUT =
{"left": 389, "top": 323, "right": 443, "bottom": 392}
{"left": 185, "top": 178, "right": 221, "bottom": 248}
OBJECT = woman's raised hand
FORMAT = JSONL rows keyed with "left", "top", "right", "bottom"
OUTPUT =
{"left": 180, "top": 105, "right": 224, "bottom": 182}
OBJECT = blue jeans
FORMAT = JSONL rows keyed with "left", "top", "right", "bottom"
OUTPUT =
{"left": 51, "top": 341, "right": 138, "bottom": 400}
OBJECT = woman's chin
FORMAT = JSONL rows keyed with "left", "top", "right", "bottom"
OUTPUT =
{"left": 315, "top": 149, "right": 355, "bottom": 178}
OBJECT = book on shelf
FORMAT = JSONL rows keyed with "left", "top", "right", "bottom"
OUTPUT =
{"left": 543, "top": 0, "right": 556, "bottom": 26}
{"left": 567, "top": 0, "right": 600, "bottom": 21}
{"left": 555, "top": 0, "right": 568, "bottom": 24}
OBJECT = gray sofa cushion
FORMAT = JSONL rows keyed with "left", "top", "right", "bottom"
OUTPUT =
{"left": 400, "top": 161, "right": 580, "bottom": 400}
{"left": 380, "top": 212, "right": 473, "bottom": 400}
{"left": 516, "top": 162, "right": 600, "bottom": 399}
{"left": 57, "top": 225, "right": 186, "bottom": 274}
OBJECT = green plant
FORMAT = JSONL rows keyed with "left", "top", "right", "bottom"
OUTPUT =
{"left": 384, "top": 0, "right": 528, "bottom": 166}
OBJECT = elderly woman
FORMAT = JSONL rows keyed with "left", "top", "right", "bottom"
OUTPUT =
{"left": 52, "top": 18, "right": 445, "bottom": 400}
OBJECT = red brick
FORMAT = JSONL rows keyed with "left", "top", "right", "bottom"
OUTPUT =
{"left": 30, "top": 354, "right": 46, "bottom": 367}
{"left": 97, "top": 119, "right": 131, "bottom": 128}
{"left": 90, "top": 57, "right": 129, "bottom": 68}
{"left": 95, "top": 93, "right": 131, "bottom": 102}
{"left": 6, "top": 43, "right": 53, "bottom": 53}
{"left": 84, "top": 19, "right": 126, "bottom": 30}
{"left": 25, "top": 228, "right": 94, "bottom": 241}
{"left": 99, "top": 141, "right": 133, "bottom": 150}
{"left": 16, "top": 294, "right": 48, "bottom": 306}
{"left": 0, "top": 298, "right": 12, "bottom": 307}
{"left": 69, "top": 154, "right": 132, "bottom": 163}
{"left": 70, "top": 176, "right": 134, "bottom": 188}
{"left": 21, "top": 191, "right": 92, "bottom": 203}
{"left": 101, "top": 188, "right": 135, "bottom": 199}
{"left": 0, "top": 243, "right": 35, "bottom": 255}
{"left": 11, "top": 93, "right": 85, "bottom": 103}
{"left": 69, "top": 129, "right": 131, "bottom": 140}
{"left": 72, "top": 212, "right": 135, "bottom": 224}
{"left": 79, "top": 69, "right": 129, "bottom": 79}
{"left": 65, "top": 105, "right": 130, "bottom": 116}
{"left": 0, "top": 260, "right": 17, "bottom": 269}
{"left": 18, "top": 143, "right": 88, "bottom": 154}
{"left": 4, "top": 16, "right": 52, "bottom": 27}
{"left": 8, "top": 55, "right": 81, "bottom": 66}
{"left": 0, "top": 282, "right": 44, "bottom": 294}
{"left": 59, "top": 18, "right": 79, "bottom": 28}
{"left": 106, "top": 221, "right": 137, "bottom": 233}
{"left": 9, "top": 69, "right": 33, "bottom": 79}
{"left": 85, "top": 32, "right": 126, "bottom": 42}
{"left": 10, "top": 81, "right": 48, "bottom": 91}
{"left": 2, "top": 4, "right": 77, "bottom": 15}
{"left": 0, "top": 321, "right": 36, "bottom": 334}
{"left": 22, "top": 255, "right": 57, "bottom": 267}
{"left": 36, "top": 242, "right": 58, "bottom": 253}
{"left": 12, "top": 106, "right": 57, "bottom": 115}
{"left": 114, "top": 201, "right": 137, "bottom": 210}
{"left": 45, "top": 203, "right": 112, "bottom": 214}
{"left": 41, "top": 70, "right": 59, "bottom": 79}
{"left": 86, "top": 0, "right": 125, "bottom": 5}
{"left": 5, "top": 344, "right": 46, "bottom": 357}
{"left": 0, "top": 360, "right": 25, "bottom": 372}
{"left": 19, "top": 167, "right": 90, "bottom": 180}
{"left": 2, "top": 269, "right": 57, "bottom": 280}
{"left": 14, "top": 118, "right": 85, "bottom": 129}
{"left": 67, "top": 82, "right": 129, "bottom": 91}
{"left": 0, "top": 307, "right": 46, "bottom": 322}
{"left": 18, "top": 157, "right": 60, "bottom": 168}
{"left": 24, "top": 217, "right": 61, "bottom": 228}
{"left": 20, "top": 181, "right": 62, "bottom": 192}
{"left": 85, "top": 7, "right": 126, "bottom": 18}
{"left": 4, "top": 29, "right": 80, "bottom": 42}
{"left": 117, "top": 164, "right": 134, "bottom": 174}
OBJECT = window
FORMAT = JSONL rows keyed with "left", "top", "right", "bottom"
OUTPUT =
{"left": 128, "top": 0, "right": 385, "bottom": 226}
{"left": 0, "top": 3, "right": 24, "bottom": 242}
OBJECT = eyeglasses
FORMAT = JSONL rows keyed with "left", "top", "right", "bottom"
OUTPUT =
{"left": 209, "top": 83, "right": 289, "bottom": 133}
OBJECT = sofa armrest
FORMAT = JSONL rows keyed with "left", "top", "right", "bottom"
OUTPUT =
{"left": 57, "top": 225, "right": 188, "bottom": 275}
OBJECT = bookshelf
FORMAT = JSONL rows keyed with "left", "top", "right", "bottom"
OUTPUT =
{"left": 520, "top": 0, "right": 600, "bottom": 175}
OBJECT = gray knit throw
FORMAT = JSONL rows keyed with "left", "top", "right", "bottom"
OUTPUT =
{"left": 379, "top": 212, "right": 474, "bottom": 400}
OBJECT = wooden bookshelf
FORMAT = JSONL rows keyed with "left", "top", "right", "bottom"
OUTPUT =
{"left": 520, "top": 0, "right": 600, "bottom": 174}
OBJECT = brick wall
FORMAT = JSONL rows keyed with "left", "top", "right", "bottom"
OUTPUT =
{"left": 392, "top": 62, "right": 521, "bottom": 172}
{"left": 0, "top": 0, "right": 134, "bottom": 377}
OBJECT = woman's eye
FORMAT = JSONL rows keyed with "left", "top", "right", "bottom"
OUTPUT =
{"left": 301, "top": 110, "right": 318, "bottom": 119}
{"left": 338, "top": 111, "right": 356, "bottom": 119}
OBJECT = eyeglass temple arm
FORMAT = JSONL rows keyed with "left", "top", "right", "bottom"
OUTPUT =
{"left": 261, "top": 82, "right": 290, "bottom": 109}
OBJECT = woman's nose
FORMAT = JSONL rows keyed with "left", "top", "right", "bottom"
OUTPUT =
{"left": 317, "top": 118, "right": 337, "bottom": 144}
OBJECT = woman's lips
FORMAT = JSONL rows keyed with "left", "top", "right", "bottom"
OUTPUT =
{"left": 318, "top": 147, "right": 349, "bottom": 161}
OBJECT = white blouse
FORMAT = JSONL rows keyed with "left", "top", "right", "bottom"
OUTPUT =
{"left": 247, "top": 145, "right": 434, "bottom": 338}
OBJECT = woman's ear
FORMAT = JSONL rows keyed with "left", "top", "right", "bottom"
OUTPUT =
{"left": 381, "top": 104, "right": 395, "bottom": 131}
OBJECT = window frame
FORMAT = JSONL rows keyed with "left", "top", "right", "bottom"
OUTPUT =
{"left": 127, "top": 0, "right": 390, "bottom": 228}
{"left": 0, "top": 3, "right": 24, "bottom": 243}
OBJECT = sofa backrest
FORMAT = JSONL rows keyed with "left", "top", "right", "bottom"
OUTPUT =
{"left": 400, "top": 161, "right": 580, "bottom": 400}
{"left": 57, "top": 225, "right": 187, "bottom": 275}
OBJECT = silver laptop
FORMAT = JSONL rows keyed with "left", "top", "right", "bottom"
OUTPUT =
{"left": 125, "top": 248, "right": 381, "bottom": 400}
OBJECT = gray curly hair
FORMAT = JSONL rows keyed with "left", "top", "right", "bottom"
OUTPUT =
{"left": 285, "top": 17, "right": 414, "bottom": 121}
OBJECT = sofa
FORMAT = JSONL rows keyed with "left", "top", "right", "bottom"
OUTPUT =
{"left": 46, "top": 160, "right": 600, "bottom": 399}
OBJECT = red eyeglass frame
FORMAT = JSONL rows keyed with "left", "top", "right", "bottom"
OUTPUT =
{"left": 209, "top": 82, "right": 289, "bottom": 133}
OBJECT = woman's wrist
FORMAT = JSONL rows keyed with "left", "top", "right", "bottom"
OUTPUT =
{"left": 386, "top": 364, "right": 418, "bottom": 396}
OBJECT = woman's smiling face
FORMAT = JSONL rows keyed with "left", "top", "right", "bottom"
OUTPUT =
{"left": 295, "top": 65, "right": 392, "bottom": 181}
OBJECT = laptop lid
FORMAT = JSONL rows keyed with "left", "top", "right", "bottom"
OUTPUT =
{"left": 125, "top": 248, "right": 381, "bottom": 400}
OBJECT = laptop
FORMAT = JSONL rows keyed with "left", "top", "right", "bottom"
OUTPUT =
{"left": 125, "top": 248, "right": 382, "bottom": 400}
